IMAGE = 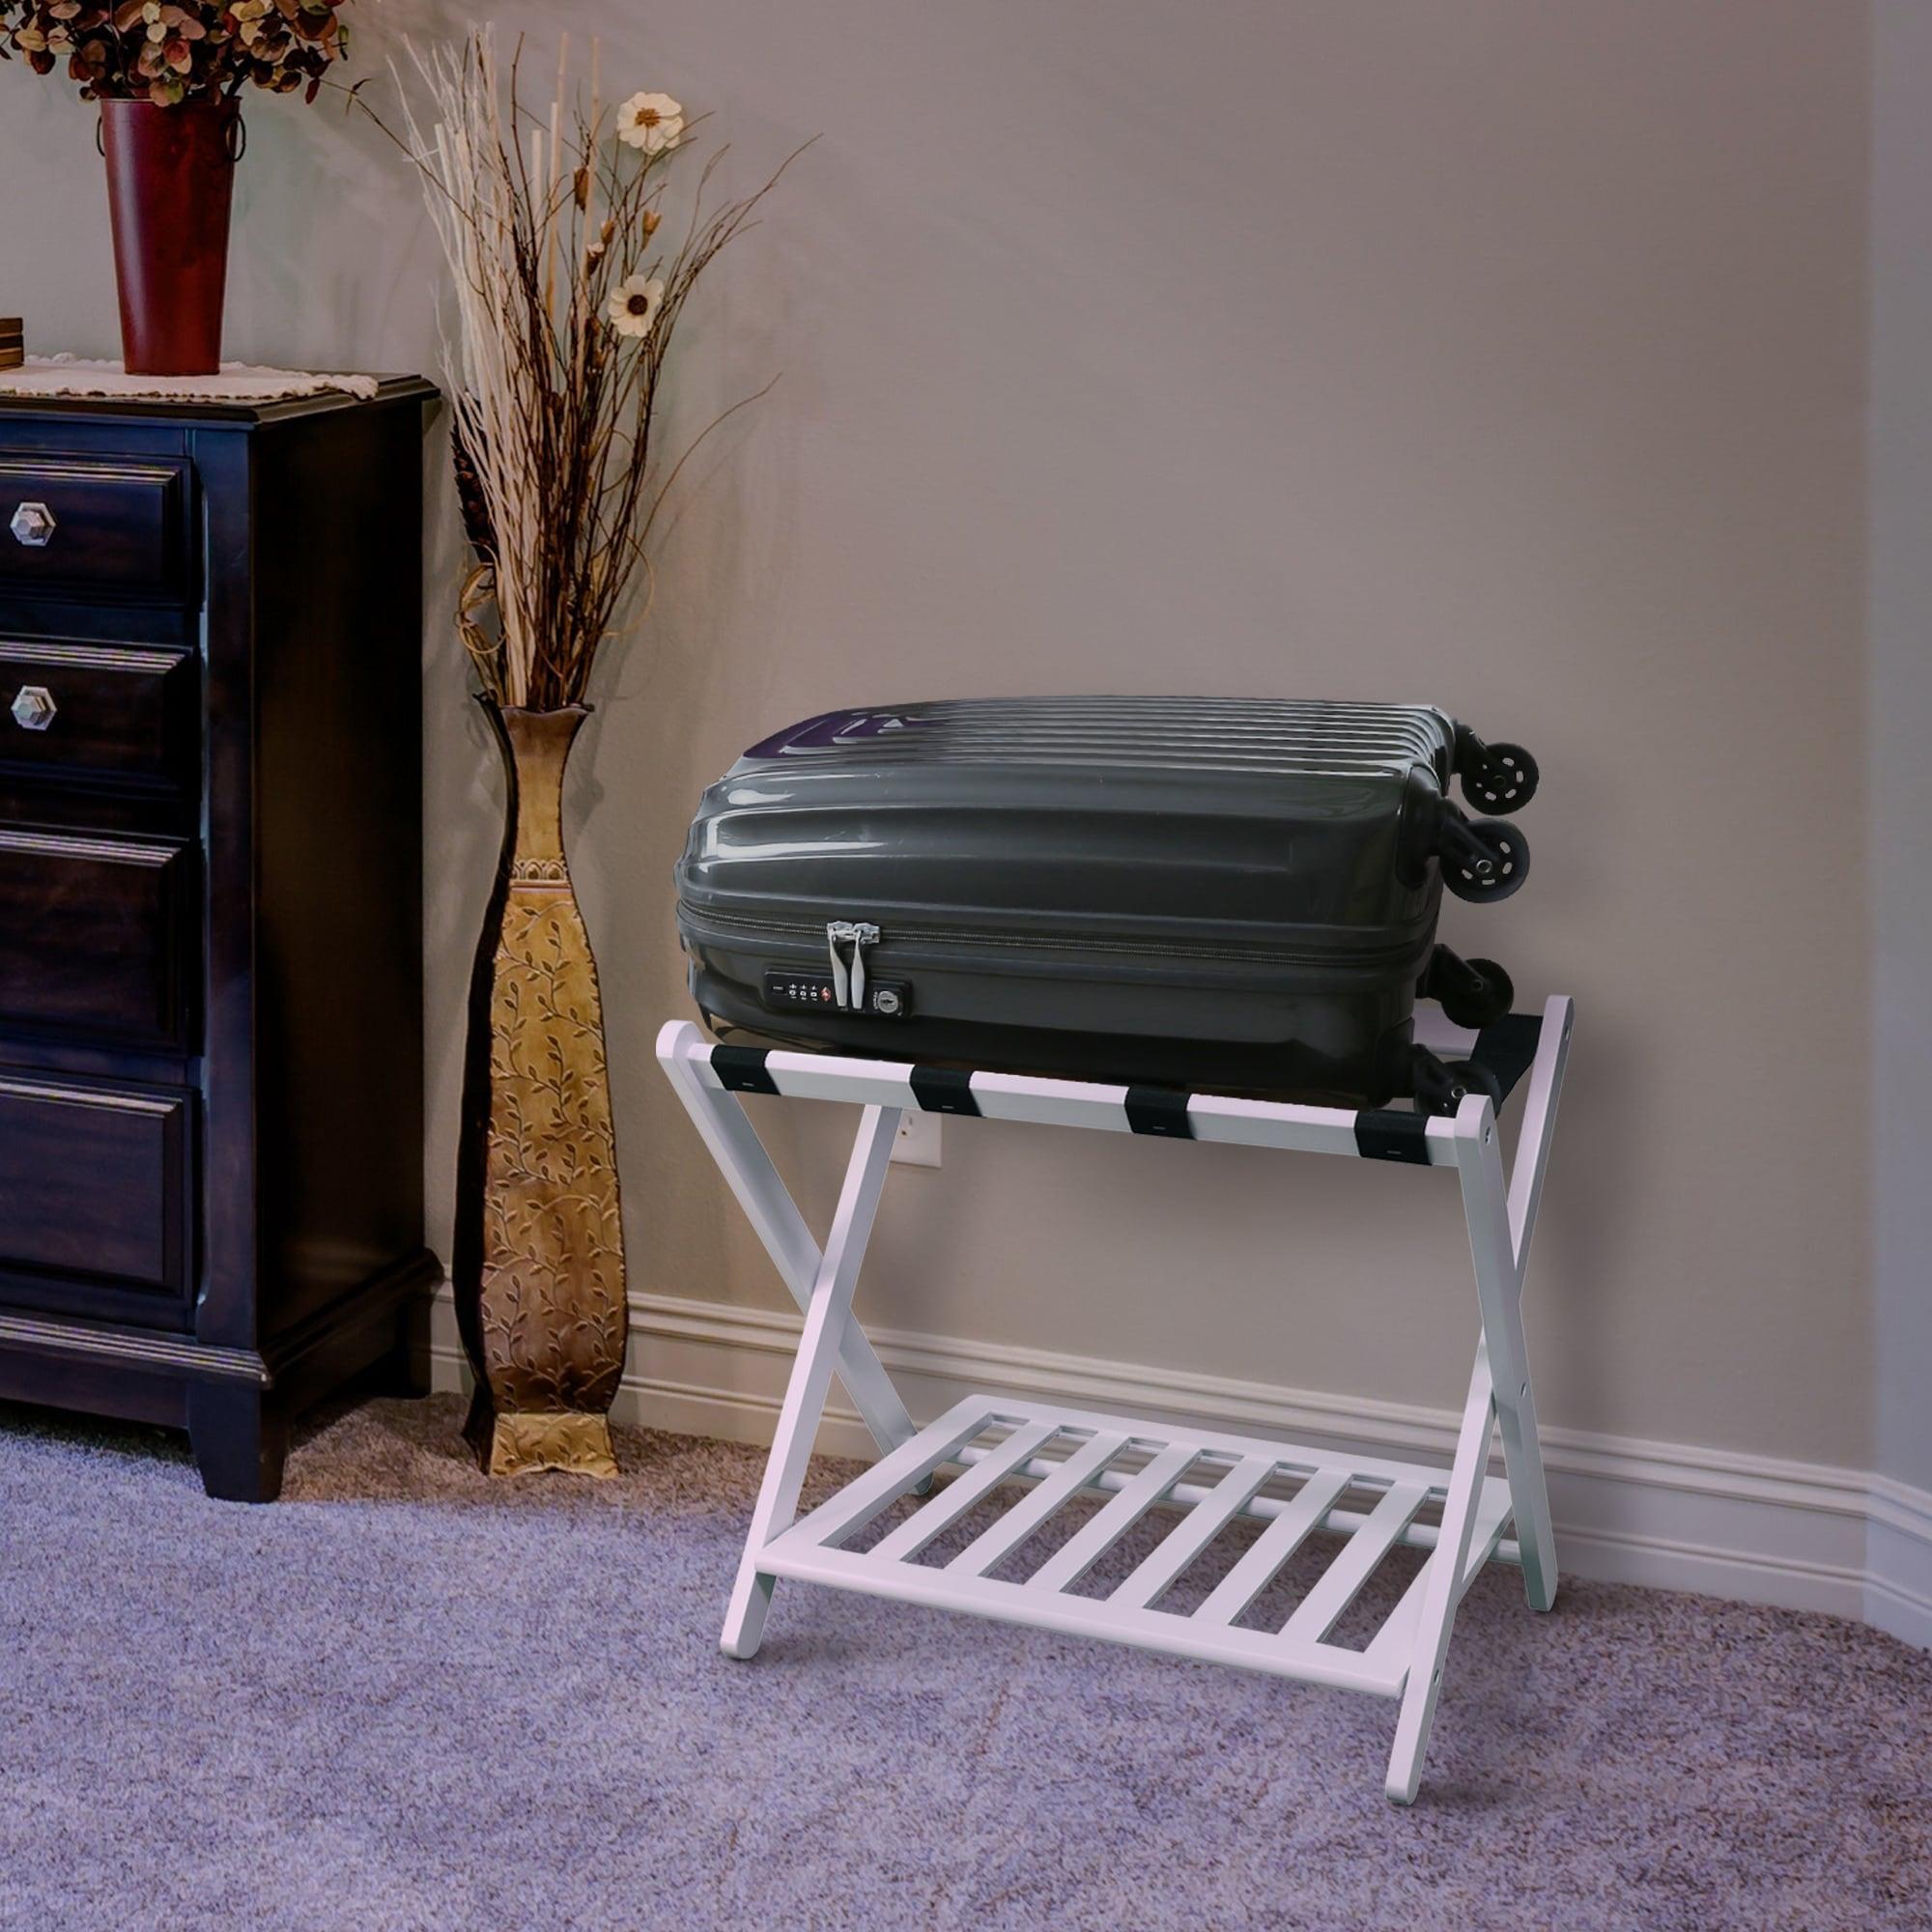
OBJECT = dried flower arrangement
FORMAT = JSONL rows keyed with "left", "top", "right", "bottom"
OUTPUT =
{"left": 392, "top": 29, "right": 801, "bottom": 1477}
{"left": 394, "top": 29, "right": 793, "bottom": 710}
{"left": 0, "top": 0, "right": 351, "bottom": 106}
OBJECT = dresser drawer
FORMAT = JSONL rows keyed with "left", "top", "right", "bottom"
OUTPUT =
{"left": 0, "top": 828, "right": 195, "bottom": 1048}
{"left": 0, "top": 457, "right": 190, "bottom": 602}
{"left": 1, "top": 639, "right": 194, "bottom": 784}
{"left": 0, "top": 1072, "right": 192, "bottom": 1297}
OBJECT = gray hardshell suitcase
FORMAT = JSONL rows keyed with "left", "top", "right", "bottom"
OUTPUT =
{"left": 673, "top": 697, "right": 1538, "bottom": 1108}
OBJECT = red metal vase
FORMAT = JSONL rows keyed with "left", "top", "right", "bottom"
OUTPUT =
{"left": 99, "top": 97, "right": 242, "bottom": 377}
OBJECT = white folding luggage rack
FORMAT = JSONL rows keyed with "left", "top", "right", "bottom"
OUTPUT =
{"left": 657, "top": 996, "right": 1572, "bottom": 1804}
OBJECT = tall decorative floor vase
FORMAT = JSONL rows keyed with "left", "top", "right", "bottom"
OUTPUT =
{"left": 454, "top": 700, "right": 627, "bottom": 1478}
{"left": 99, "top": 99, "right": 242, "bottom": 378}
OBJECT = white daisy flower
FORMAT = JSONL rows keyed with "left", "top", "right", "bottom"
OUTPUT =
{"left": 616, "top": 91, "right": 684, "bottom": 154}
{"left": 607, "top": 275, "right": 666, "bottom": 338}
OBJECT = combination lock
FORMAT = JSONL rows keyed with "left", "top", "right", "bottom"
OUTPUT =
{"left": 762, "top": 970, "right": 910, "bottom": 1019}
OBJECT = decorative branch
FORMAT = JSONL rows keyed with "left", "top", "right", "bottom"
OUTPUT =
{"left": 387, "top": 27, "right": 800, "bottom": 710}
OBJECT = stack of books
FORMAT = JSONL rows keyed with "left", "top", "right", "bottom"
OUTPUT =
{"left": 0, "top": 320, "right": 20, "bottom": 371}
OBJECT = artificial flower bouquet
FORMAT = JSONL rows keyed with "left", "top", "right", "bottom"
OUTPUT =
{"left": 0, "top": 0, "right": 350, "bottom": 106}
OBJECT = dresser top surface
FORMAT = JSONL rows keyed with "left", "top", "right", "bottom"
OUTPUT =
{"left": 0, "top": 374, "right": 439, "bottom": 428}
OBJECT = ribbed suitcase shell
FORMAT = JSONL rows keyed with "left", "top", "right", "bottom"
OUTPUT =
{"left": 675, "top": 697, "right": 1478, "bottom": 1101}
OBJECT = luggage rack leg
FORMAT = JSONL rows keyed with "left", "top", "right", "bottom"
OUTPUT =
{"left": 1384, "top": 996, "right": 1572, "bottom": 1802}
{"left": 716, "top": 1100, "right": 900, "bottom": 1659}
{"left": 1383, "top": 1342, "right": 1502, "bottom": 1804}
{"left": 1468, "top": 995, "right": 1572, "bottom": 1614}
{"left": 657, "top": 1027, "right": 920, "bottom": 1466}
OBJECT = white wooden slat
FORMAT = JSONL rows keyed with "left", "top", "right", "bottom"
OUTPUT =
{"left": 764, "top": 1540, "right": 1406, "bottom": 1697}
{"left": 1184, "top": 1093, "right": 1459, "bottom": 1164}
{"left": 1195, "top": 1468, "right": 1351, "bottom": 1627}
{"left": 958, "top": 1440, "right": 1521, "bottom": 1562}
{"left": 945, "top": 1432, "right": 1127, "bottom": 1578}
{"left": 975, "top": 1068, "right": 1410, "bottom": 1160}
{"left": 1281, "top": 1481, "right": 1428, "bottom": 1643}
{"left": 953, "top": 1392, "right": 1467, "bottom": 1493}
{"left": 1110, "top": 1454, "right": 1280, "bottom": 1610}
{"left": 1362, "top": 1480, "right": 1516, "bottom": 1682}
{"left": 757, "top": 1060, "right": 923, "bottom": 1111}
{"left": 773, "top": 1397, "right": 997, "bottom": 1553}
{"left": 1363, "top": 1548, "right": 1434, "bottom": 1682}
{"left": 869, "top": 1420, "right": 1062, "bottom": 1563}
{"left": 1029, "top": 1443, "right": 1201, "bottom": 1593}
{"left": 964, "top": 1069, "right": 1135, "bottom": 1131}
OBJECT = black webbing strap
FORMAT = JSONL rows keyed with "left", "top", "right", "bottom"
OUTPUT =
{"left": 1470, "top": 1011, "right": 1543, "bottom": 1107}
{"left": 909, "top": 1065, "right": 980, "bottom": 1116}
{"left": 1125, "top": 1086, "right": 1195, "bottom": 1139}
{"left": 1353, "top": 1110, "right": 1432, "bottom": 1163}
{"left": 707, "top": 1015, "right": 1544, "bottom": 1155}
{"left": 710, "top": 1045, "right": 780, "bottom": 1094}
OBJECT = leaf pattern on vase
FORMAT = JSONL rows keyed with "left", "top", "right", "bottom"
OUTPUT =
{"left": 474, "top": 879, "right": 626, "bottom": 1409}
{"left": 455, "top": 702, "right": 627, "bottom": 1476}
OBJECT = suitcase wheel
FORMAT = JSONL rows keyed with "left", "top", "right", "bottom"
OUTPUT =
{"left": 1408, "top": 1044, "right": 1463, "bottom": 1116}
{"left": 1409, "top": 1044, "right": 1503, "bottom": 1117}
{"left": 1438, "top": 816, "right": 1530, "bottom": 903}
{"left": 1447, "top": 1058, "right": 1504, "bottom": 1111}
{"left": 1459, "top": 740, "right": 1539, "bottom": 815}
{"left": 1420, "top": 946, "right": 1515, "bottom": 1029}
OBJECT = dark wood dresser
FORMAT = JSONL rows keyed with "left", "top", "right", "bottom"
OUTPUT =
{"left": 0, "top": 380, "right": 440, "bottom": 1500}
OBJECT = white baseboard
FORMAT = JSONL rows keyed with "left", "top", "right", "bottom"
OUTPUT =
{"left": 427, "top": 1288, "right": 1932, "bottom": 1651}
{"left": 1868, "top": 1476, "right": 1932, "bottom": 1647}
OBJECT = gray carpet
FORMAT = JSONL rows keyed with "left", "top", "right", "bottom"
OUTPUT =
{"left": 0, "top": 1395, "right": 1926, "bottom": 1932}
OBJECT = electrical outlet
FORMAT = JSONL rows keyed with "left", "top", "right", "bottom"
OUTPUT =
{"left": 891, "top": 1111, "right": 942, "bottom": 1169}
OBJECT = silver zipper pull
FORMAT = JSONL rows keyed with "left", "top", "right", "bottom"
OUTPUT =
{"left": 824, "top": 920, "right": 881, "bottom": 1010}
{"left": 850, "top": 923, "right": 879, "bottom": 1009}
{"left": 826, "top": 921, "right": 855, "bottom": 1009}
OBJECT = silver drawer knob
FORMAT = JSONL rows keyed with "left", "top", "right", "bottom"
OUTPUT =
{"left": 9, "top": 501, "right": 55, "bottom": 548}
{"left": 10, "top": 685, "right": 55, "bottom": 732}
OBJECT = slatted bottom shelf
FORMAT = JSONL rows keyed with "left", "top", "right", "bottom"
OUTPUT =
{"left": 760, "top": 1395, "right": 1516, "bottom": 1698}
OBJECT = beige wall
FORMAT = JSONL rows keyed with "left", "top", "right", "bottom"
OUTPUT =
{"left": 2, "top": 2, "right": 1873, "bottom": 1463}
{"left": 1872, "top": 0, "right": 1932, "bottom": 1499}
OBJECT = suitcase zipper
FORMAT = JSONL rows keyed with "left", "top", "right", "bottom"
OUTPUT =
{"left": 825, "top": 921, "right": 879, "bottom": 1009}
{"left": 683, "top": 901, "right": 1423, "bottom": 973}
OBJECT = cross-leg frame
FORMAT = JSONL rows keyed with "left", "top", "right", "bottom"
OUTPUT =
{"left": 656, "top": 1028, "right": 919, "bottom": 1466}
{"left": 717, "top": 1099, "right": 900, "bottom": 1658}
{"left": 1384, "top": 995, "right": 1572, "bottom": 1801}
{"left": 658, "top": 996, "right": 1572, "bottom": 1804}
